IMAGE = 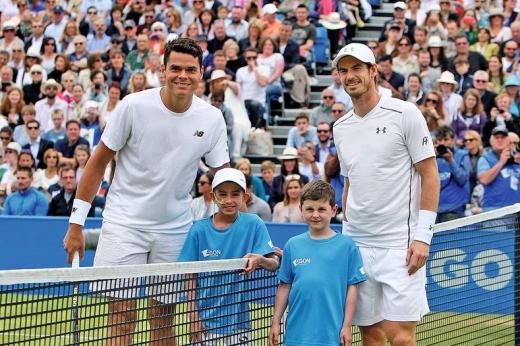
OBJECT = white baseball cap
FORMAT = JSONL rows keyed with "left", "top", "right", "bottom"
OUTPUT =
{"left": 394, "top": 1, "right": 407, "bottom": 10}
{"left": 262, "top": 3, "right": 277, "bottom": 15}
{"left": 332, "top": 43, "right": 376, "bottom": 68}
{"left": 212, "top": 168, "right": 246, "bottom": 191}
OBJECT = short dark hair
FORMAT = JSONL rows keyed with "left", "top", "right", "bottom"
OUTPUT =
{"left": 1, "top": 126, "right": 13, "bottom": 135}
{"left": 295, "top": 113, "right": 309, "bottom": 122}
{"left": 16, "top": 166, "right": 33, "bottom": 178}
{"left": 296, "top": 4, "right": 308, "bottom": 10}
{"left": 244, "top": 47, "right": 258, "bottom": 55}
{"left": 378, "top": 54, "right": 392, "bottom": 64}
{"left": 59, "top": 165, "right": 76, "bottom": 177}
{"left": 300, "top": 180, "right": 335, "bottom": 208}
{"left": 66, "top": 119, "right": 81, "bottom": 129}
{"left": 436, "top": 125, "right": 455, "bottom": 139}
{"left": 163, "top": 38, "right": 203, "bottom": 68}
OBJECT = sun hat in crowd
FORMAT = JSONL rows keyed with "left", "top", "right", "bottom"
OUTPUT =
{"left": 394, "top": 1, "right": 407, "bottom": 10}
{"left": 278, "top": 147, "right": 299, "bottom": 160}
{"left": 210, "top": 70, "right": 231, "bottom": 82}
{"left": 504, "top": 75, "right": 520, "bottom": 88}
{"left": 41, "top": 79, "right": 62, "bottom": 94}
{"left": 262, "top": 3, "right": 277, "bottom": 15}
{"left": 427, "top": 36, "right": 444, "bottom": 47}
{"left": 319, "top": 12, "right": 347, "bottom": 30}
{"left": 437, "top": 71, "right": 458, "bottom": 86}
{"left": 6, "top": 142, "right": 21, "bottom": 155}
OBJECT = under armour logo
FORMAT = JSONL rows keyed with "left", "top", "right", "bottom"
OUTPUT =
{"left": 422, "top": 136, "right": 429, "bottom": 146}
{"left": 72, "top": 207, "right": 78, "bottom": 213}
{"left": 376, "top": 127, "right": 387, "bottom": 134}
{"left": 193, "top": 130, "right": 204, "bottom": 137}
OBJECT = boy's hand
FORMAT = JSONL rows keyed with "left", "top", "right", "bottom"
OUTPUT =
{"left": 340, "top": 325, "right": 352, "bottom": 346}
{"left": 269, "top": 320, "right": 280, "bottom": 346}
{"left": 243, "top": 253, "right": 263, "bottom": 274}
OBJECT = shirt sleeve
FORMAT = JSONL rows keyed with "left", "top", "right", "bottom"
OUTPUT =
{"left": 402, "top": 103, "right": 435, "bottom": 164}
{"left": 203, "top": 110, "right": 230, "bottom": 168}
{"left": 100, "top": 97, "right": 133, "bottom": 152}
{"left": 277, "top": 241, "right": 293, "bottom": 284}
{"left": 177, "top": 225, "right": 200, "bottom": 262}
{"left": 477, "top": 156, "right": 491, "bottom": 178}
{"left": 252, "top": 217, "right": 275, "bottom": 255}
{"left": 345, "top": 240, "right": 367, "bottom": 285}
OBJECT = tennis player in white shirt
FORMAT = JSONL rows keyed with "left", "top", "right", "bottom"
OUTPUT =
{"left": 333, "top": 43, "right": 440, "bottom": 345}
{"left": 63, "top": 38, "right": 230, "bottom": 345}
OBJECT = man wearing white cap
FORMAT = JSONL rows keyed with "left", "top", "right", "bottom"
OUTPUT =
{"left": 259, "top": 3, "right": 282, "bottom": 39}
{"left": 332, "top": 43, "right": 440, "bottom": 345}
{"left": 380, "top": 2, "right": 416, "bottom": 42}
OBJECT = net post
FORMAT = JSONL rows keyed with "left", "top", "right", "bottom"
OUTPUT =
{"left": 72, "top": 252, "right": 80, "bottom": 346}
{"left": 515, "top": 210, "right": 520, "bottom": 346}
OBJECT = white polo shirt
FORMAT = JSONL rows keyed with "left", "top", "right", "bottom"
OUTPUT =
{"left": 101, "top": 88, "right": 229, "bottom": 232}
{"left": 334, "top": 96, "right": 435, "bottom": 249}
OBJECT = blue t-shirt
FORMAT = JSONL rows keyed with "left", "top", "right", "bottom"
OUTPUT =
{"left": 278, "top": 232, "right": 366, "bottom": 346}
{"left": 178, "top": 212, "right": 274, "bottom": 334}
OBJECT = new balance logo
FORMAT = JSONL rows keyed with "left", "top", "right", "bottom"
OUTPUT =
{"left": 193, "top": 130, "right": 204, "bottom": 137}
{"left": 376, "top": 127, "right": 387, "bottom": 134}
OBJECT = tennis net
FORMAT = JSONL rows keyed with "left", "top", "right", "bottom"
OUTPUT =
{"left": 0, "top": 204, "right": 519, "bottom": 345}
{"left": 0, "top": 259, "right": 279, "bottom": 345}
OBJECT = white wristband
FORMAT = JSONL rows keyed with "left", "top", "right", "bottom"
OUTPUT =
{"left": 69, "top": 199, "right": 92, "bottom": 227}
{"left": 414, "top": 210, "right": 437, "bottom": 245}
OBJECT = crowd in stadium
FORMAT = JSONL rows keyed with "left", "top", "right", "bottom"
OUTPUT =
{"left": 0, "top": 0, "right": 518, "bottom": 220}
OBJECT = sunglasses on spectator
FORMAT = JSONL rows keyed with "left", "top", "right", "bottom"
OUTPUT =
{"left": 245, "top": 56, "right": 257, "bottom": 60}
{"left": 45, "top": 42, "right": 56, "bottom": 46}
{"left": 12, "top": 49, "right": 22, "bottom": 52}
{"left": 47, "top": 155, "right": 58, "bottom": 159}
{"left": 317, "top": 129, "right": 329, "bottom": 133}
{"left": 31, "top": 71, "right": 42, "bottom": 74}
{"left": 87, "top": 10, "right": 97, "bottom": 14}
{"left": 474, "top": 79, "right": 487, "bottom": 83}
{"left": 74, "top": 42, "right": 85, "bottom": 46}
{"left": 47, "top": 86, "right": 58, "bottom": 90}
{"left": 463, "top": 138, "right": 477, "bottom": 143}
{"left": 425, "top": 98, "right": 439, "bottom": 104}
{"left": 332, "top": 109, "right": 344, "bottom": 113}
{"left": 399, "top": 43, "right": 410, "bottom": 46}
{"left": 27, "top": 126, "right": 39, "bottom": 130}
{"left": 3, "top": 29, "right": 14, "bottom": 32}
{"left": 1, "top": 136, "right": 11, "bottom": 141}
{"left": 5, "top": 149, "right": 16, "bottom": 154}
{"left": 322, "top": 96, "right": 334, "bottom": 99}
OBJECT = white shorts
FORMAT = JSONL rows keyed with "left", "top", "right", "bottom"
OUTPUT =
{"left": 91, "top": 221, "right": 189, "bottom": 304}
{"left": 352, "top": 247, "right": 429, "bottom": 326}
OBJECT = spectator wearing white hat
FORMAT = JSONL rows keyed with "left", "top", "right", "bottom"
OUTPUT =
{"left": 22, "top": 64, "right": 45, "bottom": 104}
{"left": 0, "top": 22, "right": 24, "bottom": 55}
{"left": 488, "top": 8, "right": 512, "bottom": 44}
{"left": 80, "top": 100, "right": 101, "bottom": 148}
{"left": 35, "top": 79, "right": 69, "bottom": 132}
{"left": 437, "top": 70, "right": 463, "bottom": 125}
{"left": 319, "top": 12, "right": 346, "bottom": 60}
{"left": 380, "top": 2, "right": 416, "bottom": 43}
{"left": 259, "top": 3, "right": 282, "bottom": 39}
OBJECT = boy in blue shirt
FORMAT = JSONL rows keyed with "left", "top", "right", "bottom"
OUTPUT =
{"left": 178, "top": 168, "right": 279, "bottom": 344}
{"left": 269, "top": 180, "right": 366, "bottom": 346}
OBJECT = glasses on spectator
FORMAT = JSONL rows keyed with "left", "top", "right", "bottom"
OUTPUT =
{"left": 322, "top": 96, "right": 334, "bottom": 100}
{"left": 193, "top": 1, "right": 204, "bottom": 3}
{"left": 145, "top": 15, "right": 154, "bottom": 18}
{"left": 332, "top": 109, "right": 344, "bottom": 113}
{"left": 245, "top": 56, "right": 257, "bottom": 60}
{"left": 87, "top": 10, "right": 97, "bottom": 14}
{"left": 5, "top": 149, "right": 16, "bottom": 154}
{"left": 32, "top": 25, "right": 42, "bottom": 28}
{"left": 12, "top": 49, "right": 22, "bottom": 52}
{"left": 317, "top": 129, "right": 329, "bottom": 133}
{"left": 399, "top": 42, "right": 410, "bottom": 46}
{"left": 27, "top": 126, "right": 39, "bottom": 130}
{"left": 153, "top": 28, "right": 162, "bottom": 32}
{"left": 505, "top": 47, "right": 517, "bottom": 51}
{"left": 463, "top": 138, "right": 477, "bottom": 143}
{"left": 47, "top": 86, "right": 58, "bottom": 90}
{"left": 45, "top": 42, "right": 56, "bottom": 46}
{"left": 3, "top": 29, "right": 14, "bottom": 33}
{"left": 47, "top": 155, "right": 58, "bottom": 159}
{"left": 31, "top": 71, "right": 42, "bottom": 75}
{"left": 74, "top": 42, "right": 85, "bottom": 46}
{"left": 456, "top": 41, "right": 468, "bottom": 46}
{"left": 425, "top": 98, "right": 439, "bottom": 104}
{"left": 0, "top": 136, "right": 11, "bottom": 141}
{"left": 474, "top": 79, "right": 487, "bottom": 83}
{"left": 285, "top": 174, "right": 300, "bottom": 181}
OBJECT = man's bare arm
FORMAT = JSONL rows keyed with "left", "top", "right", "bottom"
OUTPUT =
{"left": 342, "top": 177, "right": 349, "bottom": 221}
{"left": 208, "top": 162, "right": 231, "bottom": 176}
